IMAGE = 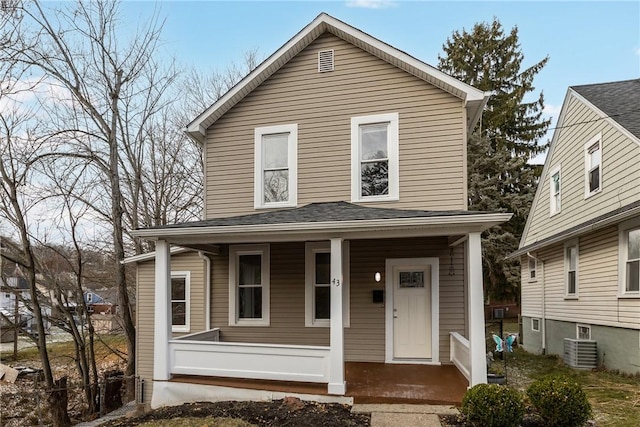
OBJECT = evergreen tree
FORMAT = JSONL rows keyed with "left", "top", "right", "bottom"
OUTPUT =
{"left": 438, "top": 19, "right": 550, "bottom": 302}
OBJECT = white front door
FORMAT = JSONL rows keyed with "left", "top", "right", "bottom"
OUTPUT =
{"left": 392, "top": 265, "right": 431, "bottom": 359}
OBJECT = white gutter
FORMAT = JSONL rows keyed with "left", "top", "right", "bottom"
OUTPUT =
{"left": 131, "top": 213, "right": 512, "bottom": 239}
{"left": 122, "top": 247, "right": 190, "bottom": 264}
{"left": 198, "top": 252, "right": 212, "bottom": 330}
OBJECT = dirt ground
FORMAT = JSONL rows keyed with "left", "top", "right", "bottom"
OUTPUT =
{"left": 101, "top": 400, "right": 371, "bottom": 427}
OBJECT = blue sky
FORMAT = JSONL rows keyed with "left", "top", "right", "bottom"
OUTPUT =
{"left": 122, "top": 0, "right": 639, "bottom": 160}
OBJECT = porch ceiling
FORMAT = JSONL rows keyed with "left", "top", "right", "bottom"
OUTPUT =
{"left": 131, "top": 201, "right": 512, "bottom": 246}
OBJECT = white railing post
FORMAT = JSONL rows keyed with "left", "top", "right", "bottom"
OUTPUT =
{"left": 467, "top": 232, "right": 487, "bottom": 386}
{"left": 154, "top": 240, "right": 172, "bottom": 381}
{"left": 328, "top": 237, "right": 346, "bottom": 395}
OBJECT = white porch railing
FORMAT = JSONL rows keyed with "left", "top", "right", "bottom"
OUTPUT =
{"left": 168, "top": 332, "right": 330, "bottom": 383}
{"left": 450, "top": 332, "right": 471, "bottom": 382}
{"left": 173, "top": 328, "right": 220, "bottom": 342}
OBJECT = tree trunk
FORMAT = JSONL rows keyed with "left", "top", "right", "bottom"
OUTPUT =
{"left": 49, "top": 376, "right": 71, "bottom": 427}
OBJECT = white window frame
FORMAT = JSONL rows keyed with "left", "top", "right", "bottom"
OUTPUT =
{"left": 618, "top": 217, "right": 640, "bottom": 297}
{"left": 254, "top": 124, "right": 298, "bottom": 209}
{"left": 351, "top": 112, "right": 399, "bottom": 202}
{"left": 304, "top": 241, "right": 350, "bottom": 328}
{"left": 584, "top": 133, "right": 602, "bottom": 198}
{"left": 528, "top": 256, "right": 537, "bottom": 282}
{"left": 171, "top": 271, "right": 191, "bottom": 333}
{"left": 86, "top": 292, "right": 93, "bottom": 303}
{"left": 229, "top": 244, "right": 270, "bottom": 326}
{"left": 576, "top": 324, "right": 591, "bottom": 340}
{"left": 531, "top": 318, "right": 540, "bottom": 332}
{"left": 549, "top": 164, "right": 562, "bottom": 216}
{"left": 564, "top": 239, "right": 579, "bottom": 298}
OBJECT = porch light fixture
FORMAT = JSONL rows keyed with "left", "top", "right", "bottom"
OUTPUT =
{"left": 374, "top": 272, "right": 381, "bottom": 282}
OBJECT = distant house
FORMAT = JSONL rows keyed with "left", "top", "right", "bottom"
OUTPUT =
{"left": 84, "top": 290, "right": 116, "bottom": 315}
{"left": 1, "top": 275, "right": 50, "bottom": 340}
{"left": 126, "top": 14, "right": 511, "bottom": 409}
{"left": 512, "top": 79, "right": 640, "bottom": 374}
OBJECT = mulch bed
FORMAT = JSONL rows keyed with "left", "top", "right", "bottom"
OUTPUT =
{"left": 101, "top": 399, "right": 371, "bottom": 427}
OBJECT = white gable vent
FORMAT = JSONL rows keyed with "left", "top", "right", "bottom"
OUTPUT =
{"left": 318, "top": 50, "right": 334, "bottom": 72}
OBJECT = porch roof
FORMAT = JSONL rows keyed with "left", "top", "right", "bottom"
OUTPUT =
{"left": 131, "top": 202, "right": 511, "bottom": 246}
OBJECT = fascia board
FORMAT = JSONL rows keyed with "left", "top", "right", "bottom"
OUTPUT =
{"left": 130, "top": 213, "right": 512, "bottom": 240}
{"left": 186, "top": 13, "right": 484, "bottom": 142}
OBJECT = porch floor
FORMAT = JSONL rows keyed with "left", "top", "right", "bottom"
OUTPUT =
{"left": 171, "top": 362, "right": 468, "bottom": 406}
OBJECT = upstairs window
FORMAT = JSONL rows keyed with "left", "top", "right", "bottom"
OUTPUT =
{"left": 171, "top": 272, "right": 190, "bottom": 332}
{"left": 565, "top": 240, "right": 579, "bottom": 297}
{"left": 351, "top": 113, "right": 399, "bottom": 202}
{"left": 254, "top": 124, "right": 297, "bottom": 209}
{"left": 549, "top": 165, "right": 561, "bottom": 216}
{"left": 584, "top": 135, "right": 602, "bottom": 197}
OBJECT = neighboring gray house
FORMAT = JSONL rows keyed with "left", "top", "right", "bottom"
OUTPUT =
{"left": 512, "top": 79, "right": 640, "bottom": 374}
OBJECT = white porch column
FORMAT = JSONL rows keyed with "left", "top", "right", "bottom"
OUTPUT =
{"left": 328, "top": 237, "right": 346, "bottom": 395}
{"left": 467, "top": 232, "right": 487, "bottom": 386}
{"left": 153, "top": 240, "right": 172, "bottom": 381}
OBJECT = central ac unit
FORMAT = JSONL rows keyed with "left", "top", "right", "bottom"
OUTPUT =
{"left": 494, "top": 308, "right": 505, "bottom": 319}
{"left": 563, "top": 338, "right": 597, "bottom": 369}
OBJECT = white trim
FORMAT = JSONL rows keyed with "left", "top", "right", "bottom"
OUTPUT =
{"left": 171, "top": 271, "right": 191, "bottom": 333}
{"left": 384, "top": 257, "right": 439, "bottom": 364}
{"left": 185, "top": 13, "right": 485, "bottom": 143}
{"left": 576, "top": 323, "right": 591, "bottom": 340}
{"left": 583, "top": 133, "right": 603, "bottom": 199}
{"left": 467, "top": 232, "right": 487, "bottom": 386}
{"left": 351, "top": 113, "right": 399, "bottom": 202}
{"left": 449, "top": 332, "right": 470, "bottom": 382}
{"left": 122, "top": 246, "right": 191, "bottom": 264}
{"left": 531, "top": 318, "right": 540, "bottom": 332}
{"left": 153, "top": 240, "right": 172, "bottom": 381}
{"left": 229, "top": 244, "right": 270, "bottom": 326}
{"left": 564, "top": 239, "right": 579, "bottom": 298}
{"left": 549, "top": 164, "right": 562, "bottom": 217}
{"left": 328, "top": 237, "right": 345, "bottom": 395}
{"left": 304, "top": 241, "right": 350, "bottom": 328}
{"left": 618, "top": 216, "right": 640, "bottom": 297}
{"left": 254, "top": 124, "right": 298, "bottom": 209}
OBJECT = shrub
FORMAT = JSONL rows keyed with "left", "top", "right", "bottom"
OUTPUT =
{"left": 527, "top": 375, "right": 591, "bottom": 427}
{"left": 461, "top": 383, "right": 524, "bottom": 427}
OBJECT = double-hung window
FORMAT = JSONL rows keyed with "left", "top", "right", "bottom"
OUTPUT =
{"left": 584, "top": 134, "right": 602, "bottom": 197}
{"left": 549, "top": 165, "right": 561, "bottom": 215}
{"left": 528, "top": 257, "right": 537, "bottom": 281}
{"left": 305, "top": 242, "right": 350, "bottom": 327}
{"left": 619, "top": 219, "right": 640, "bottom": 296}
{"left": 229, "top": 244, "right": 270, "bottom": 326}
{"left": 564, "top": 240, "right": 579, "bottom": 297}
{"left": 254, "top": 124, "right": 297, "bottom": 209}
{"left": 171, "top": 272, "right": 190, "bottom": 332}
{"left": 351, "top": 113, "right": 399, "bottom": 202}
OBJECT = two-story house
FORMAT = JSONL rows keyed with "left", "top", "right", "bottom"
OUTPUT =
{"left": 127, "top": 14, "right": 511, "bottom": 409}
{"left": 511, "top": 79, "right": 640, "bottom": 374}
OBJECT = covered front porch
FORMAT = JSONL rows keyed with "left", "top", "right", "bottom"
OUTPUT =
{"left": 132, "top": 202, "right": 511, "bottom": 407}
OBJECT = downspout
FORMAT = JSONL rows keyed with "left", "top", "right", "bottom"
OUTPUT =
{"left": 527, "top": 252, "right": 546, "bottom": 354}
{"left": 198, "top": 252, "right": 212, "bottom": 330}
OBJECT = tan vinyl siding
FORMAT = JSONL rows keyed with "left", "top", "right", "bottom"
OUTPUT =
{"left": 136, "top": 252, "right": 206, "bottom": 404}
{"left": 211, "top": 238, "right": 466, "bottom": 363}
{"left": 205, "top": 32, "right": 466, "bottom": 218}
{"left": 534, "top": 227, "right": 639, "bottom": 329}
{"left": 523, "top": 94, "right": 640, "bottom": 247}
{"left": 520, "top": 255, "right": 543, "bottom": 318}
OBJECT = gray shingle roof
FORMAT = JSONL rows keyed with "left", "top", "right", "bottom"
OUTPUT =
{"left": 143, "top": 201, "right": 496, "bottom": 230}
{"left": 572, "top": 79, "right": 640, "bottom": 140}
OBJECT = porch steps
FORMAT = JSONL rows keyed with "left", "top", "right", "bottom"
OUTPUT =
{"left": 352, "top": 404, "right": 459, "bottom": 427}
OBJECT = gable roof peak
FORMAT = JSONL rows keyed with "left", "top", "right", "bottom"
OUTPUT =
{"left": 186, "top": 13, "right": 488, "bottom": 143}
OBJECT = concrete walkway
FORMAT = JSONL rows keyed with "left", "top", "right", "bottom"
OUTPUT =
{"left": 352, "top": 403, "right": 459, "bottom": 427}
